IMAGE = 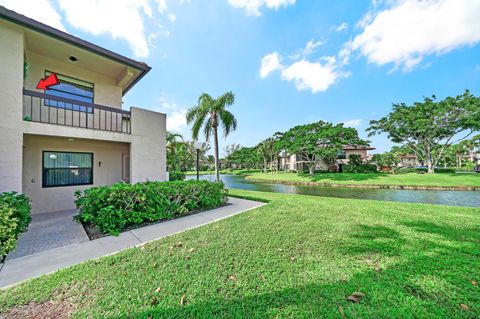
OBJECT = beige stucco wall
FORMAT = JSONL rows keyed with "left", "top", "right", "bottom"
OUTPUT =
{"left": 24, "top": 51, "right": 122, "bottom": 108}
{"left": 0, "top": 22, "right": 24, "bottom": 192}
{"left": 23, "top": 134, "right": 129, "bottom": 214}
{"left": 130, "top": 107, "right": 167, "bottom": 183}
{"left": 22, "top": 120, "right": 132, "bottom": 143}
{"left": 0, "top": 21, "right": 167, "bottom": 213}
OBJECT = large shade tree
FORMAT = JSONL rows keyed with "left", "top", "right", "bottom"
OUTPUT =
{"left": 228, "top": 147, "right": 261, "bottom": 169}
{"left": 186, "top": 92, "right": 237, "bottom": 181}
{"left": 278, "top": 121, "right": 366, "bottom": 175}
{"left": 368, "top": 90, "right": 480, "bottom": 173}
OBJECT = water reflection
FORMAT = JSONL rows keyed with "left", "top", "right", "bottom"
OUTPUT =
{"left": 187, "top": 174, "right": 480, "bottom": 207}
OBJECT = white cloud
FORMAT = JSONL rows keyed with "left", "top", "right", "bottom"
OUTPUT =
{"left": 343, "top": 119, "right": 363, "bottom": 128}
{"left": 166, "top": 109, "right": 187, "bottom": 132}
{"left": 228, "top": 0, "right": 295, "bottom": 16}
{"left": 260, "top": 52, "right": 282, "bottom": 78}
{"left": 347, "top": 0, "right": 480, "bottom": 71}
{"left": 289, "top": 39, "right": 323, "bottom": 59}
{"left": 0, "top": 0, "right": 65, "bottom": 31}
{"left": 57, "top": 0, "right": 157, "bottom": 58}
{"left": 154, "top": 95, "right": 187, "bottom": 132}
{"left": 280, "top": 57, "right": 349, "bottom": 93}
{"left": 260, "top": 50, "right": 348, "bottom": 93}
{"left": 1, "top": 0, "right": 177, "bottom": 58}
{"left": 335, "top": 22, "right": 348, "bottom": 32}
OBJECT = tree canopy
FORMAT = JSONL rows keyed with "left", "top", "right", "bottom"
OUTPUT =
{"left": 367, "top": 90, "right": 480, "bottom": 173}
{"left": 277, "top": 121, "right": 367, "bottom": 174}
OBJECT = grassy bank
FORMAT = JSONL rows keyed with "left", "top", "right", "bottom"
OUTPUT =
{"left": 184, "top": 169, "right": 260, "bottom": 176}
{"left": 245, "top": 172, "right": 480, "bottom": 188}
{"left": 1, "top": 190, "right": 479, "bottom": 318}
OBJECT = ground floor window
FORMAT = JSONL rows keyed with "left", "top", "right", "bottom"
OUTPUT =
{"left": 42, "top": 151, "right": 93, "bottom": 187}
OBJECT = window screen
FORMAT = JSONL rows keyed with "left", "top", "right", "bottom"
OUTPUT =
{"left": 43, "top": 151, "right": 93, "bottom": 187}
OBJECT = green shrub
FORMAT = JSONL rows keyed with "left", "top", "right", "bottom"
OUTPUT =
{"left": 394, "top": 168, "right": 418, "bottom": 174}
{"left": 169, "top": 171, "right": 185, "bottom": 181}
{"left": 74, "top": 181, "right": 228, "bottom": 235}
{"left": 395, "top": 167, "right": 457, "bottom": 174}
{"left": 343, "top": 164, "right": 377, "bottom": 173}
{"left": 415, "top": 168, "right": 456, "bottom": 174}
{"left": 347, "top": 154, "right": 363, "bottom": 167}
{"left": 0, "top": 192, "right": 32, "bottom": 258}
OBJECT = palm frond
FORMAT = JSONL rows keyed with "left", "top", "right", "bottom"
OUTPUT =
{"left": 198, "top": 93, "right": 214, "bottom": 107}
{"left": 203, "top": 117, "right": 213, "bottom": 141}
{"left": 219, "top": 110, "right": 237, "bottom": 137}
{"left": 217, "top": 91, "right": 235, "bottom": 107}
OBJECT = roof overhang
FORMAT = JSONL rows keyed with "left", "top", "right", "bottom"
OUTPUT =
{"left": 0, "top": 5, "right": 151, "bottom": 95}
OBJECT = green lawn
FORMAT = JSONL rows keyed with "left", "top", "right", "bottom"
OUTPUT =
{"left": 246, "top": 172, "right": 480, "bottom": 188}
{"left": 1, "top": 190, "right": 479, "bottom": 318}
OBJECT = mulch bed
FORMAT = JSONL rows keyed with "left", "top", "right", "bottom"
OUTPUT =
{"left": 80, "top": 202, "right": 231, "bottom": 240}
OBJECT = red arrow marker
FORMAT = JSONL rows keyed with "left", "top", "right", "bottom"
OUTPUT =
{"left": 37, "top": 73, "right": 60, "bottom": 90}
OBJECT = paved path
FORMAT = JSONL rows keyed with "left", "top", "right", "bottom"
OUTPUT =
{"left": 6, "top": 209, "right": 89, "bottom": 261}
{"left": 0, "top": 197, "right": 264, "bottom": 288}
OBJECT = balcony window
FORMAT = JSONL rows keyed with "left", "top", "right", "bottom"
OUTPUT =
{"left": 42, "top": 151, "right": 93, "bottom": 187}
{"left": 337, "top": 150, "right": 347, "bottom": 159}
{"left": 44, "top": 71, "right": 94, "bottom": 113}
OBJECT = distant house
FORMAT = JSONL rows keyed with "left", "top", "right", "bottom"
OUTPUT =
{"left": 398, "top": 153, "right": 480, "bottom": 168}
{"left": 280, "top": 145, "right": 375, "bottom": 172}
{"left": 398, "top": 154, "right": 421, "bottom": 167}
{"left": 0, "top": 6, "right": 167, "bottom": 214}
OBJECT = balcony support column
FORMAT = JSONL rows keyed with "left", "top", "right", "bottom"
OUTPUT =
{"left": 0, "top": 25, "right": 24, "bottom": 193}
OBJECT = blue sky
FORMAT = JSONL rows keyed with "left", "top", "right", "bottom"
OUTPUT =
{"left": 3, "top": 0, "right": 480, "bottom": 154}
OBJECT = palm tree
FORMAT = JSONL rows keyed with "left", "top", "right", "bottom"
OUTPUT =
{"left": 166, "top": 132, "right": 184, "bottom": 171}
{"left": 257, "top": 138, "right": 275, "bottom": 173}
{"left": 186, "top": 92, "right": 237, "bottom": 182}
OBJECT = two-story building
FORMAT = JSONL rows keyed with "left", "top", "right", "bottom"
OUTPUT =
{"left": 280, "top": 145, "right": 376, "bottom": 172}
{"left": 0, "top": 6, "right": 167, "bottom": 214}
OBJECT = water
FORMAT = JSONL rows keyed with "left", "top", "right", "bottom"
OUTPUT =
{"left": 187, "top": 174, "right": 480, "bottom": 207}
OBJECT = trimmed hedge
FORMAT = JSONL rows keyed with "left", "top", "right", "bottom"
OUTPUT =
{"left": 74, "top": 180, "right": 228, "bottom": 235}
{"left": 396, "top": 167, "right": 456, "bottom": 174}
{"left": 416, "top": 168, "right": 456, "bottom": 174}
{"left": 0, "top": 192, "right": 32, "bottom": 258}
{"left": 169, "top": 171, "right": 185, "bottom": 181}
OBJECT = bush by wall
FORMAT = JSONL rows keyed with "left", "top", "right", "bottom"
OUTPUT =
{"left": 169, "top": 171, "right": 186, "bottom": 181}
{"left": 0, "top": 192, "right": 32, "bottom": 258}
{"left": 74, "top": 180, "right": 228, "bottom": 236}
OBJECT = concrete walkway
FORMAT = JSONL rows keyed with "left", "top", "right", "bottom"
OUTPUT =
{"left": 0, "top": 197, "right": 264, "bottom": 288}
{"left": 6, "top": 209, "right": 89, "bottom": 260}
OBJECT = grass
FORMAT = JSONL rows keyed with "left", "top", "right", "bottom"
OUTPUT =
{"left": 1, "top": 190, "right": 479, "bottom": 318}
{"left": 245, "top": 172, "right": 480, "bottom": 188}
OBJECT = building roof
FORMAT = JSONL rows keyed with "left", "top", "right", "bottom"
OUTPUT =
{"left": 400, "top": 154, "right": 417, "bottom": 159}
{"left": 342, "top": 145, "right": 376, "bottom": 151}
{"left": 0, "top": 5, "right": 151, "bottom": 94}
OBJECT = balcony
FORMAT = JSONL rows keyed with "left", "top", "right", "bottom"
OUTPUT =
{"left": 22, "top": 89, "right": 131, "bottom": 134}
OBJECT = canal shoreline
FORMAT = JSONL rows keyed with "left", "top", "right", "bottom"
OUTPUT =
{"left": 244, "top": 177, "right": 480, "bottom": 191}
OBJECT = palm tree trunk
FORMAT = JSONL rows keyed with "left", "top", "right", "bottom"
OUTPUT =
{"left": 214, "top": 126, "right": 220, "bottom": 182}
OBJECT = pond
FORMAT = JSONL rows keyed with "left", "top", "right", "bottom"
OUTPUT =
{"left": 187, "top": 174, "right": 480, "bottom": 208}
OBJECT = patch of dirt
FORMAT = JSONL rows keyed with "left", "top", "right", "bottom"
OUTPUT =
{"left": 0, "top": 300, "right": 75, "bottom": 319}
